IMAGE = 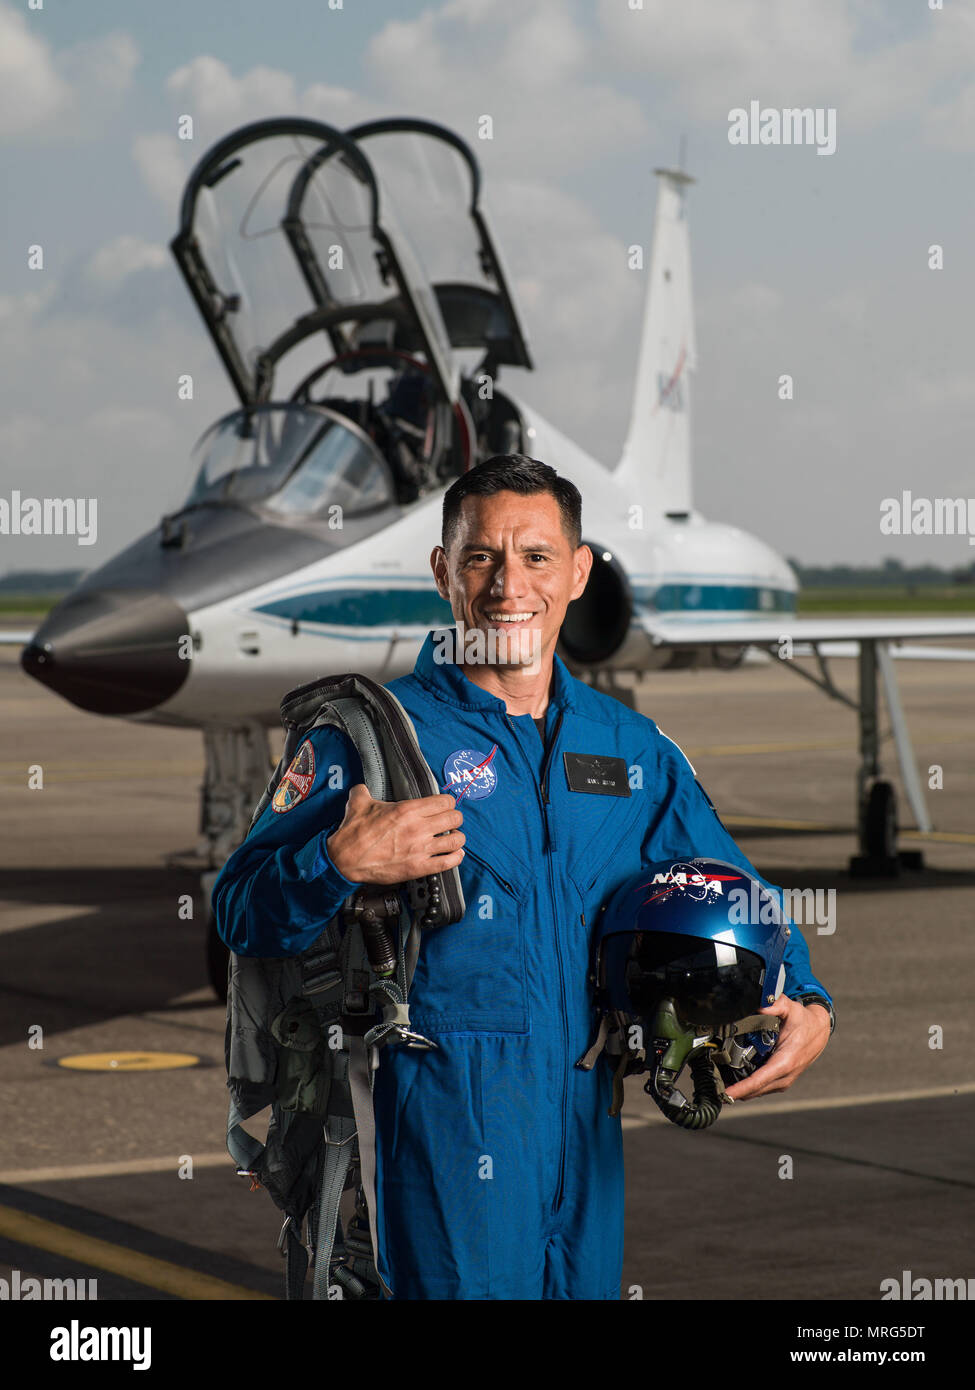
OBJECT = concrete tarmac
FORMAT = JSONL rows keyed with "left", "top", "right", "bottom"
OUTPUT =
{"left": 1, "top": 636, "right": 973, "bottom": 1301}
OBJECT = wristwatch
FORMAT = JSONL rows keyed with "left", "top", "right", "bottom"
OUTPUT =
{"left": 795, "top": 992, "right": 835, "bottom": 1036}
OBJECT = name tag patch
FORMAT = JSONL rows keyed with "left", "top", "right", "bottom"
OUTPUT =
{"left": 563, "top": 752, "right": 631, "bottom": 797}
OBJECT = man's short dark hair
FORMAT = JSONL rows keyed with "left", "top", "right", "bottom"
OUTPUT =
{"left": 441, "top": 454, "right": 583, "bottom": 551}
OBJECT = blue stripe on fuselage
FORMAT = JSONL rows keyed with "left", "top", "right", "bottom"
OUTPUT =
{"left": 251, "top": 581, "right": 797, "bottom": 629}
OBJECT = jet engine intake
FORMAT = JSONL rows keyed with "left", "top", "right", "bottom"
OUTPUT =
{"left": 559, "top": 543, "right": 632, "bottom": 664}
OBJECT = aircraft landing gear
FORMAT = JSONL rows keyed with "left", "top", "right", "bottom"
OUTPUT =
{"left": 850, "top": 779, "right": 925, "bottom": 878}
{"left": 851, "top": 778, "right": 898, "bottom": 876}
{"left": 198, "top": 724, "right": 271, "bottom": 1000}
{"left": 771, "top": 636, "right": 930, "bottom": 877}
{"left": 848, "top": 641, "right": 926, "bottom": 878}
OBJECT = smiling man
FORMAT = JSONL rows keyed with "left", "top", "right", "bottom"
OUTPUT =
{"left": 214, "top": 453, "right": 833, "bottom": 1300}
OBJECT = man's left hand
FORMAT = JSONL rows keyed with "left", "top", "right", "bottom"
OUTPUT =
{"left": 723, "top": 995, "right": 831, "bottom": 1102}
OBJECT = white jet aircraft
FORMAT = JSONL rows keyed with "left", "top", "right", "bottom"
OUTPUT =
{"left": 7, "top": 116, "right": 974, "bottom": 994}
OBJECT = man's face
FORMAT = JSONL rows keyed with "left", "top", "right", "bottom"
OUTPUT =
{"left": 431, "top": 489, "right": 592, "bottom": 667}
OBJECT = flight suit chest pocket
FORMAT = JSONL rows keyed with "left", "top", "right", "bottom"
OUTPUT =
{"left": 407, "top": 844, "right": 529, "bottom": 1034}
{"left": 567, "top": 790, "right": 646, "bottom": 899}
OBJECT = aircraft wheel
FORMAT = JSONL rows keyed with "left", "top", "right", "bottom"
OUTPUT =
{"left": 863, "top": 780, "right": 897, "bottom": 860}
{"left": 712, "top": 645, "right": 745, "bottom": 671}
{"left": 206, "top": 911, "right": 230, "bottom": 1004}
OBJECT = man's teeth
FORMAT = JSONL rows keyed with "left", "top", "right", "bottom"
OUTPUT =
{"left": 485, "top": 613, "right": 534, "bottom": 622}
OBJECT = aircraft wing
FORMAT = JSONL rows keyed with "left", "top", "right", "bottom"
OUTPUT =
{"left": 795, "top": 641, "right": 975, "bottom": 661}
{"left": 0, "top": 630, "right": 33, "bottom": 646}
{"left": 635, "top": 612, "right": 975, "bottom": 652}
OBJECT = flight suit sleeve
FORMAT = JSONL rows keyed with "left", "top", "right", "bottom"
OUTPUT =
{"left": 645, "top": 730, "right": 834, "bottom": 1009}
{"left": 211, "top": 724, "right": 364, "bottom": 958}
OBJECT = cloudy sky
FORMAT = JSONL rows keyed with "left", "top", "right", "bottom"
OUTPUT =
{"left": 2, "top": 0, "right": 973, "bottom": 573}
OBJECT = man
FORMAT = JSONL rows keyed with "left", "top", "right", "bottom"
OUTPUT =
{"left": 213, "top": 453, "right": 833, "bottom": 1300}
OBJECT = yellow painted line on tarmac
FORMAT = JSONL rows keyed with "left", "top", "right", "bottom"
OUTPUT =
{"left": 620, "top": 1080, "right": 975, "bottom": 1129}
{"left": 0, "top": 762, "right": 201, "bottom": 785}
{"left": 723, "top": 814, "right": 845, "bottom": 832}
{"left": 0, "top": 1203, "right": 274, "bottom": 1300}
{"left": 686, "top": 738, "right": 852, "bottom": 757}
{"left": 0, "top": 1154, "right": 233, "bottom": 1185}
{"left": 56, "top": 1052, "right": 201, "bottom": 1073}
{"left": 722, "top": 814, "right": 975, "bottom": 845}
{"left": 902, "top": 829, "right": 975, "bottom": 846}
{"left": 683, "top": 730, "right": 975, "bottom": 759}
{"left": 0, "top": 759, "right": 200, "bottom": 771}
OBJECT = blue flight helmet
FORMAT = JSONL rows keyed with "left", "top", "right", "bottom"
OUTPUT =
{"left": 594, "top": 858, "right": 791, "bottom": 1129}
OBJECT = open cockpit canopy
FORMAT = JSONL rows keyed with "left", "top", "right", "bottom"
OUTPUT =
{"left": 171, "top": 116, "right": 532, "bottom": 411}
{"left": 345, "top": 118, "right": 532, "bottom": 373}
{"left": 170, "top": 117, "right": 461, "bottom": 407}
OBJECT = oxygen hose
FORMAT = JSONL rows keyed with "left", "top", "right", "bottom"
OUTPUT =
{"left": 645, "top": 1049, "right": 723, "bottom": 1130}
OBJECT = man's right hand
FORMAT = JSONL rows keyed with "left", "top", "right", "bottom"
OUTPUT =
{"left": 326, "top": 783, "right": 465, "bottom": 885}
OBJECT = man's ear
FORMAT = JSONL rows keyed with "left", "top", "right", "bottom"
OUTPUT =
{"left": 570, "top": 543, "right": 593, "bottom": 602}
{"left": 431, "top": 545, "right": 450, "bottom": 600}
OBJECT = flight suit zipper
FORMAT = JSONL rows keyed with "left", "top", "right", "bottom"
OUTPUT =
{"left": 460, "top": 846, "right": 514, "bottom": 895}
{"left": 505, "top": 707, "right": 569, "bottom": 1218}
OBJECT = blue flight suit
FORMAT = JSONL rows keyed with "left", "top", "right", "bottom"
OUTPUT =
{"left": 213, "top": 627, "right": 833, "bottom": 1300}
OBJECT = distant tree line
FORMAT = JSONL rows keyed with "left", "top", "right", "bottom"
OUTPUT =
{"left": 787, "top": 558, "right": 975, "bottom": 588}
{"left": 2, "top": 560, "right": 975, "bottom": 596}
{"left": 0, "top": 569, "right": 85, "bottom": 594}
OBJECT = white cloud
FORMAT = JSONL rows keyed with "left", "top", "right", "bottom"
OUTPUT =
{"left": 923, "top": 80, "right": 975, "bottom": 152}
{"left": 594, "top": 0, "right": 975, "bottom": 144}
{"left": 441, "top": 0, "right": 498, "bottom": 23}
{"left": 484, "top": 176, "right": 640, "bottom": 465}
{"left": 0, "top": 2, "right": 71, "bottom": 135}
{"left": 363, "top": 1, "right": 651, "bottom": 175}
{"left": 0, "top": 281, "right": 58, "bottom": 324}
{"left": 85, "top": 237, "right": 169, "bottom": 286}
{"left": 0, "top": 287, "right": 234, "bottom": 569}
{"left": 166, "top": 56, "right": 300, "bottom": 128}
{"left": 0, "top": 2, "right": 138, "bottom": 143}
{"left": 597, "top": 0, "right": 857, "bottom": 115}
{"left": 131, "top": 133, "right": 191, "bottom": 216}
{"left": 131, "top": 59, "right": 372, "bottom": 213}
{"left": 58, "top": 30, "right": 139, "bottom": 107}
{"left": 162, "top": 56, "right": 368, "bottom": 143}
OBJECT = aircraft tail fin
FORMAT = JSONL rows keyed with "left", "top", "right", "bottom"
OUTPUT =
{"left": 614, "top": 167, "right": 697, "bottom": 518}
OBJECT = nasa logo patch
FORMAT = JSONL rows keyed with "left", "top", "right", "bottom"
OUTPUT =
{"left": 640, "top": 862, "right": 744, "bottom": 905}
{"left": 272, "top": 739, "right": 316, "bottom": 813}
{"left": 441, "top": 745, "right": 499, "bottom": 803}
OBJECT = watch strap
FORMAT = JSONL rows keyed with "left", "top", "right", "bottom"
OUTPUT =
{"left": 796, "top": 992, "right": 835, "bottom": 1036}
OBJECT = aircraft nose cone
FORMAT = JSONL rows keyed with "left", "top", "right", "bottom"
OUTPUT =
{"left": 21, "top": 588, "right": 191, "bottom": 715}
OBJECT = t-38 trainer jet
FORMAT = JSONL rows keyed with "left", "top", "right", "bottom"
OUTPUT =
{"left": 11, "top": 116, "right": 975, "bottom": 989}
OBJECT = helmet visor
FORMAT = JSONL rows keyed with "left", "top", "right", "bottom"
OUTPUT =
{"left": 602, "top": 931, "right": 766, "bottom": 1027}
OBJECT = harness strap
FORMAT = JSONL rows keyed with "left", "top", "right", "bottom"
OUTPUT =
{"left": 609, "top": 1048, "right": 629, "bottom": 1117}
{"left": 312, "top": 1049, "right": 358, "bottom": 1301}
{"left": 575, "top": 1013, "right": 612, "bottom": 1071}
{"left": 348, "top": 1034, "right": 392, "bottom": 1298}
{"left": 726, "top": 1014, "right": 781, "bottom": 1036}
{"left": 283, "top": 1220, "right": 310, "bottom": 1301}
